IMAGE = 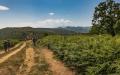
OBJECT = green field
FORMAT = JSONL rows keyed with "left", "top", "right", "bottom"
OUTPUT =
{"left": 38, "top": 35, "right": 120, "bottom": 75}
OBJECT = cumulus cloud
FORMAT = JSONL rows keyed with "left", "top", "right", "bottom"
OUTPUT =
{"left": 0, "top": 5, "right": 9, "bottom": 11}
{"left": 34, "top": 19, "right": 72, "bottom": 28}
{"left": 49, "top": 12, "right": 55, "bottom": 16}
{"left": 0, "top": 18, "right": 73, "bottom": 28}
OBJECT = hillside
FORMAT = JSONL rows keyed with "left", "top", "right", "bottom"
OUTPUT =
{"left": 0, "top": 27, "right": 75, "bottom": 39}
{"left": 0, "top": 26, "right": 90, "bottom": 39}
{"left": 62, "top": 26, "right": 90, "bottom": 33}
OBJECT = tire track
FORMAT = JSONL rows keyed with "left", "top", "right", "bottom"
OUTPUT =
{"left": 17, "top": 47, "right": 35, "bottom": 75}
{"left": 41, "top": 48, "right": 75, "bottom": 75}
{"left": 0, "top": 42, "right": 26, "bottom": 64}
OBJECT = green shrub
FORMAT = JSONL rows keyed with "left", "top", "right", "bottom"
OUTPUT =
{"left": 38, "top": 35, "right": 120, "bottom": 75}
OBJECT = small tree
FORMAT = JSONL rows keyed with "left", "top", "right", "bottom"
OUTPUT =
{"left": 91, "top": 0, "right": 120, "bottom": 36}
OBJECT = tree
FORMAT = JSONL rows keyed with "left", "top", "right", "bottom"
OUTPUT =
{"left": 114, "top": 20, "right": 120, "bottom": 34}
{"left": 91, "top": 0, "right": 120, "bottom": 36}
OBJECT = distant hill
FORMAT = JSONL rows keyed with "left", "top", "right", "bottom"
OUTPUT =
{"left": 0, "top": 26, "right": 90, "bottom": 39}
{"left": 0, "top": 27, "right": 75, "bottom": 39}
{"left": 61, "top": 26, "right": 90, "bottom": 33}
{"left": 1, "top": 27, "right": 76, "bottom": 34}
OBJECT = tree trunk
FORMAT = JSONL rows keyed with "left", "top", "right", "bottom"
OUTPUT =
{"left": 110, "top": 27, "right": 116, "bottom": 36}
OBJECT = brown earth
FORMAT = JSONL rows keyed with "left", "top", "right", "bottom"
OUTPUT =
{"left": 41, "top": 48, "right": 75, "bottom": 75}
{"left": 0, "top": 41, "right": 75, "bottom": 75}
{"left": 0, "top": 42, "right": 26, "bottom": 64}
{"left": 0, "top": 42, "right": 26, "bottom": 75}
{"left": 17, "top": 47, "right": 35, "bottom": 75}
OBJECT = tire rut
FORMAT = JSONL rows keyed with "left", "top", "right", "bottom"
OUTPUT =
{"left": 41, "top": 48, "right": 75, "bottom": 75}
{"left": 0, "top": 42, "right": 26, "bottom": 64}
{"left": 17, "top": 47, "right": 35, "bottom": 75}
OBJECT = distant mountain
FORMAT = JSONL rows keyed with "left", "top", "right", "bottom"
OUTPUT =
{"left": 61, "top": 26, "right": 91, "bottom": 33}
{"left": 0, "top": 27, "right": 76, "bottom": 39}
{"left": 0, "top": 26, "right": 90, "bottom": 39}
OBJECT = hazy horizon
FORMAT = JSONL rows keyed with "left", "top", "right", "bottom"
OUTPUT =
{"left": 0, "top": 0, "right": 119, "bottom": 28}
{"left": 0, "top": 25, "right": 91, "bottom": 29}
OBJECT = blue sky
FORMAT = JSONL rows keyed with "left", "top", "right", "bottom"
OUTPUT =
{"left": 0, "top": 0, "right": 119, "bottom": 28}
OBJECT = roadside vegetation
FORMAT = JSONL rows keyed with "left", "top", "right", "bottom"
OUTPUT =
{"left": 38, "top": 35, "right": 120, "bottom": 75}
{"left": 0, "top": 44, "right": 26, "bottom": 75}
{"left": 0, "top": 39, "right": 20, "bottom": 50}
{"left": 36, "top": 0, "right": 120, "bottom": 74}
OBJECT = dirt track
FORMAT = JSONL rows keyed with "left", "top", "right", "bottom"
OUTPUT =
{"left": 41, "top": 48, "right": 75, "bottom": 75}
{"left": 0, "top": 43, "right": 21, "bottom": 55}
{"left": 0, "top": 41, "right": 75, "bottom": 75}
{"left": 0, "top": 42, "right": 26, "bottom": 64}
{"left": 17, "top": 47, "right": 35, "bottom": 75}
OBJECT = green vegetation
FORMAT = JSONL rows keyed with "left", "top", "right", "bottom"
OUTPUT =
{"left": 10, "top": 39, "right": 20, "bottom": 47}
{"left": 38, "top": 35, "right": 120, "bottom": 75}
{"left": 0, "top": 27, "right": 78, "bottom": 40}
{"left": 0, "top": 39, "right": 20, "bottom": 50}
{"left": 0, "top": 40, "right": 3, "bottom": 49}
{"left": 91, "top": 0, "right": 120, "bottom": 36}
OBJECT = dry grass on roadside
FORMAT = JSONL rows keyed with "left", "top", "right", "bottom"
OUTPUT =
{"left": 0, "top": 45, "right": 26, "bottom": 75}
{"left": 0, "top": 42, "right": 23, "bottom": 57}
{"left": 29, "top": 46, "right": 52, "bottom": 75}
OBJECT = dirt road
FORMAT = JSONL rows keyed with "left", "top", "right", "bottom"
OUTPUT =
{"left": 0, "top": 41, "right": 75, "bottom": 75}
{"left": 17, "top": 46, "right": 35, "bottom": 75}
{"left": 0, "top": 42, "right": 26, "bottom": 64}
{"left": 0, "top": 43, "right": 22, "bottom": 55}
{"left": 41, "top": 48, "right": 75, "bottom": 75}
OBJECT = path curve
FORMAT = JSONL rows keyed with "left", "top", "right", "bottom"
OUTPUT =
{"left": 41, "top": 48, "right": 75, "bottom": 75}
{"left": 0, "top": 42, "right": 26, "bottom": 64}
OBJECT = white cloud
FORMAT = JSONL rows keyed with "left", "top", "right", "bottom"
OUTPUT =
{"left": 49, "top": 12, "right": 55, "bottom": 16}
{"left": 0, "top": 18, "right": 73, "bottom": 28}
{"left": 0, "top": 5, "right": 9, "bottom": 11}
{"left": 34, "top": 19, "right": 72, "bottom": 28}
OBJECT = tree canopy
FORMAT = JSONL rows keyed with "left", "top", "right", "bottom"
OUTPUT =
{"left": 91, "top": 0, "right": 120, "bottom": 36}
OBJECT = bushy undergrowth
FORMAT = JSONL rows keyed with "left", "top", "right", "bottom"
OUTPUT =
{"left": 0, "top": 39, "right": 20, "bottom": 50}
{"left": 38, "top": 35, "right": 120, "bottom": 75}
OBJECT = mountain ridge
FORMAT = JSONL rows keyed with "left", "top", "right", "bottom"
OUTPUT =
{"left": 0, "top": 26, "right": 90, "bottom": 39}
